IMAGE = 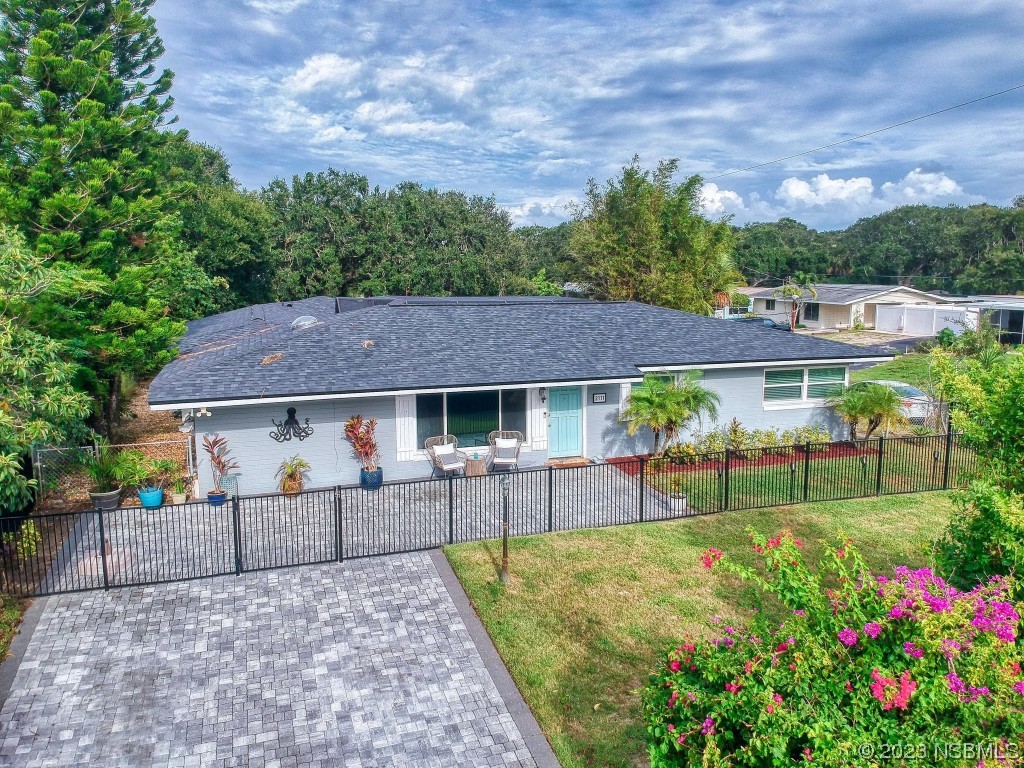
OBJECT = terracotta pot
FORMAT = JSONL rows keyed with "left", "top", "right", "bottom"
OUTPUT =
{"left": 280, "top": 477, "right": 303, "bottom": 496}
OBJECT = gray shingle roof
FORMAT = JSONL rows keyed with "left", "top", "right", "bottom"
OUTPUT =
{"left": 744, "top": 284, "right": 948, "bottom": 305}
{"left": 148, "top": 298, "right": 890, "bottom": 406}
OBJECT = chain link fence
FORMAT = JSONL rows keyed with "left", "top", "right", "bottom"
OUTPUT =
{"left": 32, "top": 440, "right": 195, "bottom": 512}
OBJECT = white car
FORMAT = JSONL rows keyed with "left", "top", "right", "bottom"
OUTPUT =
{"left": 860, "top": 379, "right": 934, "bottom": 422}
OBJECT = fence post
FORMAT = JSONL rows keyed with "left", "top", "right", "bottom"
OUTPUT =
{"left": 546, "top": 466, "right": 554, "bottom": 533}
{"left": 334, "top": 487, "right": 344, "bottom": 563}
{"left": 875, "top": 435, "right": 885, "bottom": 496}
{"left": 942, "top": 415, "right": 954, "bottom": 490}
{"left": 447, "top": 476, "right": 455, "bottom": 545}
{"left": 96, "top": 508, "right": 110, "bottom": 591}
{"left": 638, "top": 457, "right": 646, "bottom": 522}
{"left": 231, "top": 494, "right": 243, "bottom": 575}
{"left": 802, "top": 443, "right": 811, "bottom": 502}
{"left": 723, "top": 450, "right": 731, "bottom": 512}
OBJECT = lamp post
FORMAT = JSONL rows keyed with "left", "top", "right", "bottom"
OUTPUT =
{"left": 499, "top": 474, "right": 511, "bottom": 584}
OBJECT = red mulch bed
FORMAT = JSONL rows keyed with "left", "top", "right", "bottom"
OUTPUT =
{"left": 608, "top": 443, "right": 880, "bottom": 477}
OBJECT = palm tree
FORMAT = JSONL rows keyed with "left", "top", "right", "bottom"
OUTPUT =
{"left": 773, "top": 272, "right": 817, "bottom": 331}
{"left": 828, "top": 383, "right": 907, "bottom": 439}
{"left": 620, "top": 373, "right": 720, "bottom": 455}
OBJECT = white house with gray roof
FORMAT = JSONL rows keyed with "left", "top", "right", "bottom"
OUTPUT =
{"left": 739, "top": 284, "right": 952, "bottom": 331}
{"left": 148, "top": 297, "right": 891, "bottom": 495}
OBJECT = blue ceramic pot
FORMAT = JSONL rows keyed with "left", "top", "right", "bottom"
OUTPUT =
{"left": 207, "top": 490, "right": 228, "bottom": 507}
{"left": 138, "top": 486, "right": 164, "bottom": 509}
{"left": 360, "top": 468, "right": 384, "bottom": 490}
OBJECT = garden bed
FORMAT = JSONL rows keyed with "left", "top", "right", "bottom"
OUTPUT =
{"left": 607, "top": 441, "right": 878, "bottom": 477}
{"left": 445, "top": 492, "right": 955, "bottom": 768}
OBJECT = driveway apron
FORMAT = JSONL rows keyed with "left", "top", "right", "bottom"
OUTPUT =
{"left": 0, "top": 552, "right": 554, "bottom": 768}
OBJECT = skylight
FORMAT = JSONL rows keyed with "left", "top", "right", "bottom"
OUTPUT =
{"left": 291, "top": 315, "right": 318, "bottom": 330}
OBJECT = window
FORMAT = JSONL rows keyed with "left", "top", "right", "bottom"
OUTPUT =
{"left": 807, "top": 367, "right": 846, "bottom": 398}
{"left": 416, "top": 389, "right": 529, "bottom": 449}
{"left": 764, "top": 367, "right": 847, "bottom": 403}
{"left": 764, "top": 299, "right": 776, "bottom": 311}
{"left": 764, "top": 369, "right": 804, "bottom": 401}
{"left": 415, "top": 394, "right": 444, "bottom": 449}
{"left": 803, "top": 302, "right": 820, "bottom": 322}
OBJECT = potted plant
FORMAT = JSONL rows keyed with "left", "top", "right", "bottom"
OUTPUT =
{"left": 202, "top": 433, "right": 239, "bottom": 507}
{"left": 276, "top": 455, "right": 311, "bottom": 495}
{"left": 170, "top": 477, "right": 188, "bottom": 505}
{"left": 343, "top": 416, "right": 382, "bottom": 489}
{"left": 136, "top": 459, "right": 180, "bottom": 510}
{"left": 668, "top": 476, "right": 688, "bottom": 513}
{"left": 84, "top": 439, "right": 140, "bottom": 510}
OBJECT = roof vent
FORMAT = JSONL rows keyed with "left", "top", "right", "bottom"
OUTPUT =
{"left": 291, "top": 315, "right": 318, "bottom": 330}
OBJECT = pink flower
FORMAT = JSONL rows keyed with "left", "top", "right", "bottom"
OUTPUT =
{"left": 669, "top": 660, "right": 681, "bottom": 673}
{"left": 701, "top": 548, "right": 723, "bottom": 569}
{"left": 903, "top": 642, "right": 924, "bottom": 659}
{"left": 772, "top": 693, "right": 783, "bottom": 704}
{"left": 1012, "top": 681, "right": 1024, "bottom": 696}
{"left": 947, "top": 673, "right": 967, "bottom": 694}
{"left": 725, "top": 681, "right": 743, "bottom": 694}
{"left": 667, "top": 724, "right": 675, "bottom": 732}
{"left": 838, "top": 628, "right": 858, "bottom": 647}
{"left": 677, "top": 735, "right": 686, "bottom": 744}
{"left": 863, "top": 622, "right": 883, "bottom": 639}
{"left": 701, "top": 717, "right": 715, "bottom": 735}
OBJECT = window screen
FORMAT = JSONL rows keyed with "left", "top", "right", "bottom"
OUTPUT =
{"left": 500, "top": 390, "right": 527, "bottom": 435}
{"left": 807, "top": 367, "right": 845, "bottom": 398}
{"left": 764, "top": 369, "right": 803, "bottom": 401}
{"left": 416, "top": 394, "right": 444, "bottom": 449}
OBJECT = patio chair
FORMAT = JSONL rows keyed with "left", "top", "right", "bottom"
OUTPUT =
{"left": 487, "top": 430, "right": 524, "bottom": 472}
{"left": 424, "top": 434, "right": 468, "bottom": 478}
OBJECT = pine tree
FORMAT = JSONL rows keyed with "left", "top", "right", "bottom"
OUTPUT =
{"left": 0, "top": 1, "right": 196, "bottom": 434}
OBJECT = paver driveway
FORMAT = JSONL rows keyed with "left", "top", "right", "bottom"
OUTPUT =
{"left": 0, "top": 552, "right": 554, "bottom": 767}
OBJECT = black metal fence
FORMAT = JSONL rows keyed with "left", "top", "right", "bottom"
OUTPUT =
{"left": 1, "top": 432, "right": 976, "bottom": 597}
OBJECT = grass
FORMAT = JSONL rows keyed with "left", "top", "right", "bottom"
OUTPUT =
{"left": 851, "top": 353, "right": 935, "bottom": 392}
{"left": 652, "top": 437, "right": 969, "bottom": 513}
{"left": 446, "top": 492, "right": 954, "bottom": 768}
{"left": 0, "top": 594, "right": 26, "bottom": 660}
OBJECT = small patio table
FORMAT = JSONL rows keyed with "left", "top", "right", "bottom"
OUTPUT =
{"left": 466, "top": 456, "right": 488, "bottom": 477}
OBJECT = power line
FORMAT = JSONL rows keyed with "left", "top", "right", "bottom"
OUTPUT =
{"left": 707, "top": 83, "right": 1024, "bottom": 181}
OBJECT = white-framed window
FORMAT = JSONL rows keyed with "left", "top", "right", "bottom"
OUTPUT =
{"left": 764, "top": 299, "right": 776, "bottom": 311}
{"left": 803, "top": 302, "right": 820, "bottom": 322}
{"left": 415, "top": 390, "right": 528, "bottom": 449}
{"left": 763, "top": 366, "right": 845, "bottom": 403}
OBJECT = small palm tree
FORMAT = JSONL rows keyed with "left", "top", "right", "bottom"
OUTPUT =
{"left": 773, "top": 272, "right": 817, "bottom": 331}
{"left": 828, "top": 384, "right": 907, "bottom": 439}
{"left": 620, "top": 373, "right": 720, "bottom": 455}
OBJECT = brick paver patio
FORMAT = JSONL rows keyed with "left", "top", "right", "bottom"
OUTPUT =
{"left": 0, "top": 553, "right": 548, "bottom": 767}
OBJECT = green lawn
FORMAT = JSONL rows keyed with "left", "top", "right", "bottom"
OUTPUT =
{"left": 652, "top": 437, "right": 970, "bottom": 513}
{"left": 850, "top": 353, "right": 935, "bottom": 392}
{"left": 446, "top": 492, "right": 954, "bottom": 768}
{"left": 0, "top": 594, "right": 26, "bottom": 660}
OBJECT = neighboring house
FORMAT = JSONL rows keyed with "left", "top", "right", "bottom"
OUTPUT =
{"left": 957, "top": 296, "right": 1024, "bottom": 346}
{"left": 148, "top": 297, "right": 891, "bottom": 495}
{"left": 743, "top": 284, "right": 953, "bottom": 331}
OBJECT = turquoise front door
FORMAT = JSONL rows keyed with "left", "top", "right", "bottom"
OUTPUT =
{"left": 548, "top": 386, "right": 583, "bottom": 457}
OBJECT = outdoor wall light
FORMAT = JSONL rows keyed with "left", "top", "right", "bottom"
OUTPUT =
{"left": 197, "top": 407, "right": 212, "bottom": 418}
{"left": 539, "top": 387, "right": 547, "bottom": 403}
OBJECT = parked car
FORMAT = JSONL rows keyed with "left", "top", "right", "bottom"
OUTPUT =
{"left": 860, "top": 379, "right": 934, "bottom": 422}
{"left": 729, "top": 316, "right": 791, "bottom": 331}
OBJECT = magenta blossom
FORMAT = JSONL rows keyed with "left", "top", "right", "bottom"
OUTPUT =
{"left": 864, "top": 622, "right": 883, "bottom": 639}
{"left": 838, "top": 628, "right": 858, "bottom": 647}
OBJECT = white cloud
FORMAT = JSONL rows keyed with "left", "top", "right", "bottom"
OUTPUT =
{"left": 776, "top": 174, "right": 874, "bottom": 208}
{"left": 353, "top": 100, "right": 415, "bottom": 124}
{"left": 243, "top": 0, "right": 311, "bottom": 13}
{"left": 284, "top": 54, "right": 362, "bottom": 93}
{"left": 700, "top": 183, "right": 744, "bottom": 216}
{"left": 503, "top": 194, "right": 577, "bottom": 224}
{"left": 880, "top": 168, "right": 965, "bottom": 203}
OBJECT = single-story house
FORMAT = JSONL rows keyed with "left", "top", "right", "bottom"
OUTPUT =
{"left": 740, "top": 284, "right": 953, "bottom": 331}
{"left": 148, "top": 297, "right": 891, "bottom": 495}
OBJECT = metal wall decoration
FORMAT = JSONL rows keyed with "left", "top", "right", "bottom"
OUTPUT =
{"left": 270, "top": 407, "right": 314, "bottom": 442}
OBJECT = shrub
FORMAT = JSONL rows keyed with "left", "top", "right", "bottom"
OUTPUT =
{"left": 694, "top": 431, "right": 726, "bottom": 454}
{"left": 793, "top": 424, "right": 831, "bottom": 451}
{"left": 726, "top": 418, "right": 761, "bottom": 458}
{"left": 641, "top": 530, "right": 1024, "bottom": 767}
{"left": 665, "top": 443, "right": 699, "bottom": 465}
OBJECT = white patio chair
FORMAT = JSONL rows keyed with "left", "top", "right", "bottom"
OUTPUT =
{"left": 424, "top": 435, "right": 468, "bottom": 478}
{"left": 487, "top": 430, "right": 524, "bottom": 472}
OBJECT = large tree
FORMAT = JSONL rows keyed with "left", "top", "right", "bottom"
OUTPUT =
{"left": 0, "top": 0, "right": 193, "bottom": 433}
{"left": 570, "top": 157, "right": 741, "bottom": 314}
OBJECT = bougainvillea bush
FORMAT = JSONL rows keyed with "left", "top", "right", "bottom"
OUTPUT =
{"left": 641, "top": 530, "right": 1024, "bottom": 767}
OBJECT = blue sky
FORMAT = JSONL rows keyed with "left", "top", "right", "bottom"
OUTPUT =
{"left": 152, "top": 0, "right": 1024, "bottom": 231}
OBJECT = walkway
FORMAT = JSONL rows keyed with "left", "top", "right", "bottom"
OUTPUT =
{"left": 0, "top": 552, "right": 558, "bottom": 768}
